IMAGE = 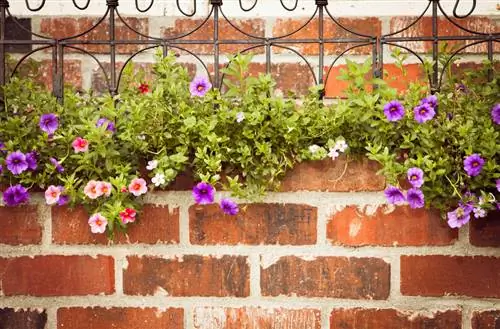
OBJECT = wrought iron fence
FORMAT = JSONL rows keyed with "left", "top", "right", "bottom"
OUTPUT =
{"left": 0, "top": 0, "right": 498, "bottom": 103}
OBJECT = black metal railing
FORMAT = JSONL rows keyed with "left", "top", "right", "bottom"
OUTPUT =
{"left": 0, "top": 0, "right": 498, "bottom": 103}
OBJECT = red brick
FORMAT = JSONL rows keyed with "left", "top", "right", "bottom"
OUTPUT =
{"left": 261, "top": 256, "right": 390, "bottom": 299}
{"left": 52, "top": 205, "right": 179, "bottom": 244}
{"left": 57, "top": 307, "right": 183, "bottom": 329}
{"left": 273, "top": 18, "right": 381, "bottom": 55}
{"left": 162, "top": 18, "right": 265, "bottom": 54}
{"left": 193, "top": 307, "right": 321, "bottom": 329}
{"left": 330, "top": 308, "right": 461, "bottom": 329}
{"left": 190, "top": 203, "right": 316, "bottom": 245}
{"left": 389, "top": 16, "right": 499, "bottom": 53}
{"left": 280, "top": 156, "right": 385, "bottom": 192}
{"left": 40, "top": 17, "right": 148, "bottom": 54}
{"left": 401, "top": 255, "right": 500, "bottom": 298}
{"left": 327, "top": 206, "right": 457, "bottom": 246}
{"left": 472, "top": 310, "right": 500, "bottom": 329}
{"left": 0, "top": 255, "right": 114, "bottom": 296}
{"left": 470, "top": 210, "right": 500, "bottom": 247}
{"left": 0, "top": 308, "right": 47, "bottom": 329}
{"left": 124, "top": 255, "right": 249, "bottom": 297}
{"left": 38, "top": 59, "right": 82, "bottom": 91}
{"left": 0, "top": 206, "right": 41, "bottom": 245}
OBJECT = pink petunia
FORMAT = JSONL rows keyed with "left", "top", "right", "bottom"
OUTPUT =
{"left": 44, "top": 185, "right": 62, "bottom": 205}
{"left": 88, "top": 213, "right": 107, "bottom": 234}
{"left": 72, "top": 137, "right": 89, "bottom": 153}
{"left": 97, "top": 181, "right": 112, "bottom": 197}
{"left": 84, "top": 180, "right": 103, "bottom": 199}
{"left": 128, "top": 178, "right": 148, "bottom": 196}
{"left": 119, "top": 208, "right": 137, "bottom": 224}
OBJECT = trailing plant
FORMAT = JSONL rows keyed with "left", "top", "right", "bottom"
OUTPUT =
{"left": 0, "top": 49, "right": 498, "bottom": 237}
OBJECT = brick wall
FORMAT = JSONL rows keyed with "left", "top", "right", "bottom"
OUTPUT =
{"left": 0, "top": 158, "right": 499, "bottom": 329}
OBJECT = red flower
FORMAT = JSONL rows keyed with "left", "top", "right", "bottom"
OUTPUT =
{"left": 138, "top": 83, "right": 149, "bottom": 94}
{"left": 119, "top": 208, "right": 137, "bottom": 224}
{"left": 120, "top": 186, "right": 128, "bottom": 193}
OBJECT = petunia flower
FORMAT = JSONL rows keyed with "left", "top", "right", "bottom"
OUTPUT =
{"left": 328, "top": 148, "right": 340, "bottom": 160}
{"left": 146, "top": 160, "right": 158, "bottom": 171}
{"left": 50, "top": 157, "right": 64, "bottom": 173}
{"left": 138, "top": 83, "right": 149, "bottom": 94}
{"left": 447, "top": 205, "right": 472, "bottom": 228}
{"left": 2, "top": 184, "right": 29, "bottom": 207}
{"left": 420, "top": 95, "right": 438, "bottom": 109}
{"left": 491, "top": 104, "right": 500, "bottom": 125}
{"left": 309, "top": 145, "right": 321, "bottom": 154}
{"left": 407, "top": 167, "right": 424, "bottom": 188}
{"left": 119, "top": 208, "right": 137, "bottom": 224}
{"left": 189, "top": 76, "right": 212, "bottom": 97}
{"left": 463, "top": 154, "right": 484, "bottom": 177}
{"left": 152, "top": 173, "right": 166, "bottom": 187}
{"left": 97, "top": 181, "right": 112, "bottom": 197}
{"left": 96, "top": 118, "right": 116, "bottom": 132}
{"left": 192, "top": 182, "right": 215, "bottom": 204}
{"left": 6, "top": 151, "right": 28, "bottom": 175}
{"left": 414, "top": 102, "right": 436, "bottom": 123}
{"left": 128, "top": 178, "right": 148, "bottom": 196}
{"left": 45, "top": 185, "right": 62, "bottom": 205}
{"left": 383, "top": 100, "right": 405, "bottom": 122}
{"left": 25, "top": 151, "right": 38, "bottom": 171}
{"left": 84, "top": 180, "right": 103, "bottom": 199}
{"left": 236, "top": 112, "right": 245, "bottom": 123}
{"left": 384, "top": 185, "right": 406, "bottom": 204}
{"left": 407, "top": 188, "right": 425, "bottom": 209}
{"left": 88, "top": 213, "right": 108, "bottom": 234}
{"left": 472, "top": 207, "right": 486, "bottom": 219}
{"left": 220, "top": 198, "right": 239, "bottom": 216}
{"left": 72, "top": 137, "right": 89, "bottom": 153}
{"left": 39, "top": 113, "right": 59, "bottom": 134}
{"left": 335, "top": 140, "right": 348, "bottom": 153}
{"left": 57, "top": 194, "right": 70, "bottom": 206}
{"left": 496, "top": 179, "right": 500, "bottom": 192}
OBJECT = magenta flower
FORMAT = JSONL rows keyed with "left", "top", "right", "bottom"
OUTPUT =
{"left": 383, "top": 100, "right": 405, "bottom": 122}
{"left": 58, "top": 194, "right": 70, "bottom": 206}
{"left": 72, "top": 137, "right": 89, "bottom": 153}
{"left": 220, "top": 198, "right": 239, "bottom": 215}
{"left": 447, "top": 205, "right": 471, "bottom": 228}
{"left": 88, "top": 213, "right": 108, "bottom": 234}
{"left": 96, "top": 118, "right": 116, "bottom": 132}
{"left": 25, "top": 151, "right": 38, "bottom": 171}
{"left": 463, "top": 154, "right": 484, "bottom": 177}
{"left": 3, "top": 184, "right": 30, "bottom": 207}
{"left": 496, "top": 179, "right": 500, "bottom": 192}
{"left": 491, "top": 104, "right": 500, "bottom": 125}
{"left": 39, "top": 113, "right": 59, "bottom": 134}
{"left": 128, "top": 178, "right": 148, "bottom": 196}
{"left": 384, "top": 185, "right": 406, "bottom": 204}
{"left": 192, "top": 182, "right": 215, "bottom": 204}
{"left": 45, "top": 185, "right": 62, "bottom": 205}
{"left": 189, "top": 76, "right": 212, "bottom": 97}
{"left": 413, "top": 103, "right": 436, "bottom": 123}
{"left": 407, "top": 167, "right": 424, "bottom": 188}
{"left": 407, "top": 188, "right": 425, "bottom": 208}
{"left": 6, "top": 151, "right": 28, "bottom": 175}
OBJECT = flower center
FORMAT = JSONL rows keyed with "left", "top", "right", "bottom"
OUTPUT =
{"left": 411, "top": 175, "right": 417, "bottom": 180}
{"left": 390, "top": 107, "right": 397, "bottom": 112}
{"left": 51, "top": 191, "right": 58, "bottom": 198}
{"left": 197, "top": 85, "right": 204, "bottom": 91}
{"left": 472, "top": 162, "right": 479, "bottom": 167}
{"left": 200, "top": 189, "right": 207, "bottom": 194}
{"left": 133, "top": 183, "right": 141, "bottom": 190}
{"left": 420, "top": 109, "right": 427, "bottom": 115}
{"left": 91, "top": 186, "right": 97, "bottom": 194}
{"left": 456, "top": 208, "right": 464, "bottom": 217}
{"left": 13, "top": 159, "right": 20, "bottom": 164}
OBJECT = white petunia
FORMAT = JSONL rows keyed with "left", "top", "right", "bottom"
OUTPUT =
{"left": 236, "top": 112, "right": 245, "bottom": 123}
{"left": 328, "top": 148, "right": 340, "bottom": 160}
{"left": 309, "top": 144, "right": 321, "bottom": 154}
{"left": 335, "top": 140, "right": 348, "bottom": 153}
{"left": 146, "top": 160, "right": 158, "bottom": 171}
{"left": 151, "top": 173, "right": 166, "bottom": 187}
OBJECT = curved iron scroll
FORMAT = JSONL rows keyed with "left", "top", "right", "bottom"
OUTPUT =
{"left": 0, "top": 0, "right": 498, "bottom": 103}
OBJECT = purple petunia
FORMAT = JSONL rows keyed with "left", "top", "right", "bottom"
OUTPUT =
{"left": 413, "top": 102, "right": 436, "bottom": 123}
{"left": 3, "top": 184, "right": 30, "bottom": 207}
{"left": 189, "top": 76, "right": 212, "bottom": 97}
{"left": 496, "top": 179, "right": 500, "bottom": 192}
{"left": 39, "top": 113, "right": 59, "bottom": 134}
{"left": 491, "top": 104, "right": 500, "bottom": 125}
{"left": 50, "top": 157, "right": 64, "bottom": 173}
{"left": 220, "top": 198, "right": 239, "bottom": 216}
{"left": 383, "top": 100, "right": 405, "bottom": 122}
{"left": 384, "top": 185, "right": 406, "bottom": 204}
{"left": 25, "top": 151, "right": 38, "bottom": 171}
{"left": 407, "top": 188, "right": 425, "bottom": 209}
{"left": 407, "top": 167, "right": 424, "bottom": 188}
{"left": 192, "top": 182, "right": 215, "bottom": 205}
{"left": 463, "top": 154, "right": 484, "bottom": 177}
{"left": 0, "top": 142, "right": 6, "bottom": 153}
{"left": 96, "top": 118, "right": 116, "bottom": 132}
{"left": 447, "top": 204, "right": 472, "bottom": 228}
{"left": 420, "top": 95, "right": 438, "bottom": 109}
{"left": 6, "top": 151, "right": 28, "bottom": 175}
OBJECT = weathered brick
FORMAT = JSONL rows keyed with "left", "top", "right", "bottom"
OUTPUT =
{"left": 162, "top": 18, "right": 265, "bottom": 54}
{"left": 327, "top": 205, "right": 457, "bottom": 246}
{"left": 190, "top": 203, "right": 317, "bottom": 245}
{"left": 330, "top": 308, "right": 461, "bottom": 329}
{"left": 273, "top": 18, "right": 381, "bottom": 55}
{"left": 401, "top": 255, "right": 500, "bottom": 298}
{"left": 261, "top": 256, "right": 390, "bottom": 299}
{"left": 389, "top": 16, "right": 499, "bottom": 53}
{"left": 35, "top": 59, "right": 82, "bottom": 91}
{"left": 472, "top": 310, "right": 500, "bottom": 329}
{"left": 280, "top": 157, "right": 385, "bottom": 192}
{"left": 40, "top": 17, "right": 149, "bottom": 54}
{"left": 57, "top": 307, "right": 183, "bottom": 329}
{"left": 124, "top": 255, "right": 250, "bottom": 297}
{"left": 52, "top": 205, "right": 179, "bottom": 245}
{"left": 0, "top": 308, "right": 47, "bottom": 329}
{"left": 193, "top": 307, "right": 321, "bottom": 329}
{"left": 470, "top": 210, "right": 500, "bottom": 247}
{"left": 0, "top": 206, "right": 41, "bottom": 245}
{"left": 0, "top": 255, "right": 114, "bottom": 296}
